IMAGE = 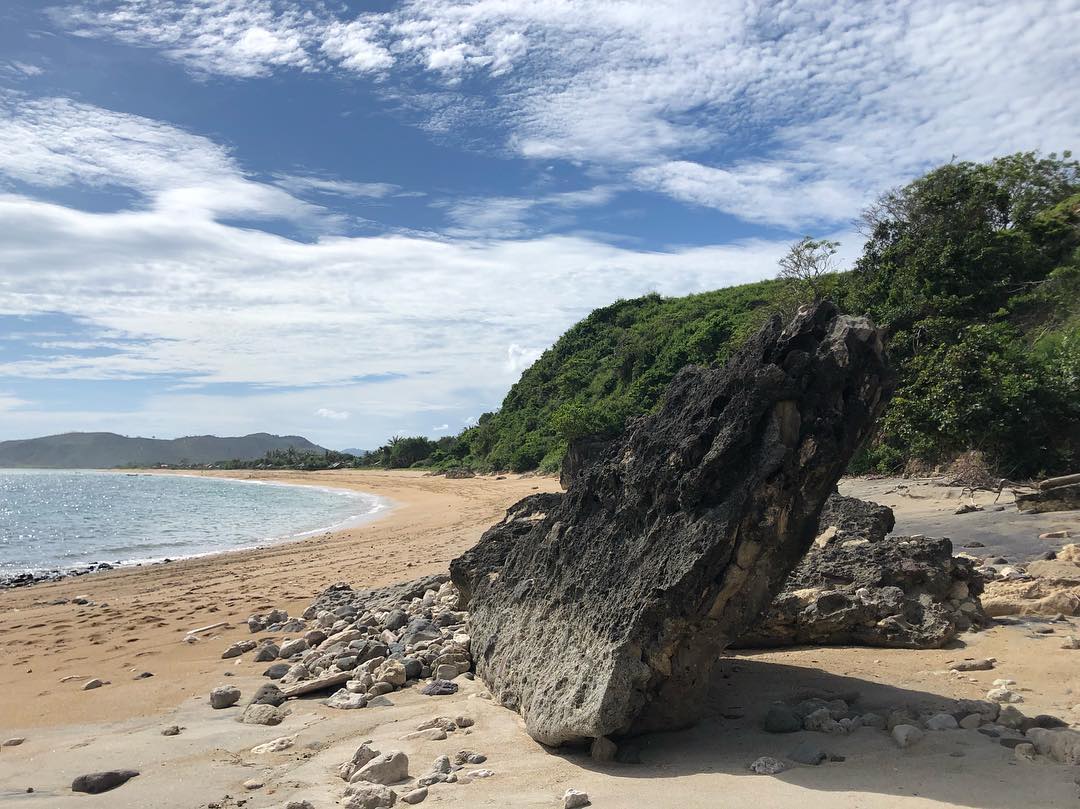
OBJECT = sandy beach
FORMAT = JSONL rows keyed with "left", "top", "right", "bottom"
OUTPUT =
{"left": 2, "top": 471, "right": 1080, "bottom": 808}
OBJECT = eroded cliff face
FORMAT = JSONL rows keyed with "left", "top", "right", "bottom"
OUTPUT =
{"left": 452, "top": 303, "right": 893, "bottom": 746}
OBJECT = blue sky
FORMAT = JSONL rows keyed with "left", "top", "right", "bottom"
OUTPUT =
{"left": 0, "top": 1, "right": 1077, "bottom": 450}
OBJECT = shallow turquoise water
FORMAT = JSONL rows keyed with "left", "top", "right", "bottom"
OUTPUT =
{"left": 0, "top": 470, "right": 385, "bottom": 575}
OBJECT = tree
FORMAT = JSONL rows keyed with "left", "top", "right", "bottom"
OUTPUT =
{"left": 777, "top": 236, "right": 840, "bottom": 307}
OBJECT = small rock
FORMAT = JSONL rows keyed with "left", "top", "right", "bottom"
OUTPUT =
{"left": 749, "top": 756, "right": 788, "bottom": 774}
{"left": 353, "top": 750, "right": 409, "bottom": 785}
{"left": 892, "top": 724, "right": 924, "bottom": 748}
{"left": 949, "top": 659, "right": 994, "bottom": 672}
{"left": 254, "top": 643, "right": 280, "bottom": 662}
{"left": 454, "top": 715, "right": 474, "bottom": 728}
{"left": 925, "top": 713, "right": 959, "bottom": 731}
{"left": 468, "top": 769, "right": 495, "bottom": 778}
{"left": 788, "top": 740, "right": 827, "bottom": 765}
{"left": 1062, "top": 636, "right": 1080, "bottom": 650}
{"left": 263, "top": 662, "right": 291, "bottom": 680}
{"left": 763, "top": 704, "right": 803, "bottom": 733}
{"left": 859, "top": 712, "right": 886, "bottom": 730}
{"left": 249, "top": 682, "right": 286, "bottom": 707}
{"left": 71, "top": 770, "right": 140, "bottom": 794}
{"left": 1, "top": 738, "right": 26, "bottom": 747}
{"left": 344, "top": 784, "right": 397, "bottom": 809}
{"left": 454, "top": 750, "right": 487, "bottom": 765}
{"left": 239, "top": 704, "right": 285, "bottom": 725}
{"left": 221, "top": 640, "right": 257, "bottom": 659}
{"left": 278, "top": 638, "right": 310, "bottom": 658}
{"left": 803, "top": 707, "right": 844, "bottom": 734}
{"left": 243, "top": 778, "right": 264, "bottom": 790}
{"left": 1014, "top": 742, "right": 1037, "bottom": 761}
{"left": 959, "top": 714, "right": 983, "bottom": 730}
{"left": 251, "top": 736, "right": 294, "bottom": 754}
{"left": 286, "top": 802, "right": 316, "bottom": 809}
{"left": 133, "top": 671, "right": 154, "bottom": 679}
{"left": 403, "top": 728, "right": 446, "bottom": 741}
{"left": 564, "top": 789, "right": 591, "bottom": 809}
{"left": 326, "top": 690, "right": 370, "bottom": 710}
{"left": 161, "top": 725, "right": 182, "bottom": 736}
{"left": 401, "top": 786, "right": 428, "bottom": 804}
{"left": 987, "top": 686, "right": 1023, "bottom": 704}
{"left": 434, "top": 664, "right": 459, "bottom": 680}
{"left": 210, "top": 685, "right": 241, "bottom": 709}
{"left": 591, "top": 736, "right": 617, "bottom": 762}
{"left": 420, "top": 679, "right": 458, "bottom": 696}
{"left": 82, "top": 678, "right": 106, "bottom": 690}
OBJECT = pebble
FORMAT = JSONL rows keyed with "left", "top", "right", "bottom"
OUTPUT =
{"left": 454, "top": 750, "right": 487, "bottom": 765}
{"left": 468, "top": 769, "right": 495, "bottom": 778}
{"left": 133, "top": 671, "right": 154, "bottom": 679}
{"left": 161, "top": 725, "right": 182, "bottom": 736}
{"left": 959, "top": 714, "right": 983, "bottom": 729}
{"left": 892, "top": 724, "right": 924, "bottom": 748}
{"left": 564, "top": 788, "right": 591, "bottom": 809}
{"left": 401, "top": 786, "right": 429, "bottom": 804}
{"left": 242, "top": 778, "right": 264, "bottom": 790}
{"left": 326, "top": 690, "right": 369, "bottom": 710}
{"left": 749, "top": 755, "right": 788, "bottom": 774}
{"left": 949, "top": 658, "right": 994, "bottom": 671}
{"left": 71, "top": 770, "right": 140, "bottom": 794}
{"left": 455, "top": 715, "right": 474, "bottom": 728}
{"left": 263, "top": 662, "right": 291, "bottom": 680}
{"left": 403, "top": 728, "right": 447, "bottom": 741}
{"left": 254, "top": 643, "right": 280, "bottom": 662}
{"left": 278, "top": 638, "right": 310, "bottom": 658}
{"left": 221, "top": 640, "right": 257, "bottom": 659}
{"left": 209, "top": 685, "right": 241, "bottom": 709}
{"left": 1, "top": 738, "right": 26, "bottom": 747}
{"left": 987, "top": 686, "right": 1024, "bottom": 704}
{"left": 82, "top": 678, "right": 106, "bottom": 690}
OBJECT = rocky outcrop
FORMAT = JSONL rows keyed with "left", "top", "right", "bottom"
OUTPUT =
{"left": 736, "top": 531, "right": 987, "bottom": 648}
{"left": 452, "top": 303, "right": 892, "bottom": 746}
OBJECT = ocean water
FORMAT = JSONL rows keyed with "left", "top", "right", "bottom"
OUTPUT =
{"left": 0, "top": 470, "right": 386, "bottom": 576}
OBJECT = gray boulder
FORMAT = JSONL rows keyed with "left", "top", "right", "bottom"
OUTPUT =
{"left": 71, "top": 770, "right": 140, "bottom": 794}
{"left": 451, "top": 303, "right": 892, "bottom": 745}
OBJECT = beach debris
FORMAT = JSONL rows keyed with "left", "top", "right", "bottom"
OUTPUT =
{"left": 738, "top": 497, "right": 988, "bottom": 649}
{"left": 750, "top": 756, "right": 788, "bottom": 774}
{"left": 564, "top": 789, "right": 591, "bottom": 809}
{"left": 71, "top": 769, "right": 140, "bottom": 794}
{"left": 450, "top": 303, "right": 892, "bottom": 745}
{"left": 209, "top": 685, "right": 241, "bottom": 709}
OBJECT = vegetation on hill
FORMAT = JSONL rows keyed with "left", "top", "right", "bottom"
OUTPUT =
{"left": 362, "top": 151, "right": 1079, "bottom": 479}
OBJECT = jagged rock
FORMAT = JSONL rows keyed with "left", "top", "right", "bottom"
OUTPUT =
{"left": 737, "top": 530, "right": 987, "bottom": 649}
{"left": 452, "top": 303, "right": 892, "bottom": 745}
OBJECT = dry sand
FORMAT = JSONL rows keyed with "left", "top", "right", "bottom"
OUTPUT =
{"left": 2, "top": 471, "right": 1079, "bottom": 808}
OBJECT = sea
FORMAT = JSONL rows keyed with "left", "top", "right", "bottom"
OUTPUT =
{"left": 0, "top": 469, "right": 387, "bottom": 578}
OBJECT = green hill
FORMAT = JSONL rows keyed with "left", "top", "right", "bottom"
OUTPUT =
{"left": 365, "top": 152, "right": 1080, "bottom": 479}
{"left": 0, "top": 432, "right": 327, "bottom": 469}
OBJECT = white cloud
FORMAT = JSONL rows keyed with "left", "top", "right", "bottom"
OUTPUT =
{"left": 0, "top": 393, "right": 29, "bottom": 412}
{"left": 431, "top": 423, "right": 449, "bottom": 432}
{"left": 440, "top": 185, "right": 619, "bottom": 237}
{"left": 315, "top": 408, "right": 350, "bottom": 420}
{"left": 2, "top": 61, "right": 44, "bottom": 78}
{"left": 273, "top": 174, "right": 399, "bottom": 199}
{"left": 51, "top": 0, "right": 1080, "bottom": 227}
{"left": 506, "top": 344, "right": 542, "bottom": 374}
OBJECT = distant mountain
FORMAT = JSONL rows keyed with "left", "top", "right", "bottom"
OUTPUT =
{"left": 0, "top": 432, "right": 327, "bottom": 469}
{"left": 340, "top": 448, "right": 369, "bottom": 457}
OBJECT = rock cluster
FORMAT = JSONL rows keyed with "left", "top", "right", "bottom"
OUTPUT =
{"left": 737, "top": 495, "right": 988, "bottom": 649}
{"left": 220, "top": 576, "right": 473, "bottom": 715}
{"left": 452, "top": 303, "right": 893, "bottom": 745}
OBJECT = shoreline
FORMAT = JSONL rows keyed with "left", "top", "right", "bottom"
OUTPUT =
{"left": 0, "top": 469, "right": 562, "bottom": 729}
{"left": 0, "top": 469, "right": 396, "bottom": 588}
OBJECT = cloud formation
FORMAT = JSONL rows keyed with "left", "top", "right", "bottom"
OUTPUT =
{"left": 50, "top": 1, "right": 1080, "bottom": 226}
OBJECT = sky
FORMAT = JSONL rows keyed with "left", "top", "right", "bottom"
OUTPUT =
{"left": 0, "top": 1, "right": 1077, "bottom": 451}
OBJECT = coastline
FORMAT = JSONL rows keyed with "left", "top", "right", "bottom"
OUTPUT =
{"left": 0, "top": 469, "right": 395, "bottom": 588}
{"left": 0, "top": 469, "right": 561, "bottom": 729}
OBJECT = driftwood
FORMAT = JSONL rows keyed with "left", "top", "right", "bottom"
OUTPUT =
{"left": 1040, "top": 473, "right": 1080, "bottom": 491}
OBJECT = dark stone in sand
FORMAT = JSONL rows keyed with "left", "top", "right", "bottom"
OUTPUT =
{"left": 71, "top": 770, "right": 140, "bottom": 794}
{"left": 250, "top": 683, "right": 287, "bottom": 707}
{"left": 421, "top": 679, "right": 459, "bottom": 696}
{"left": 452, "top": 303, "right": 892, "bottom": 745}
{"left": 263, "top": 663, "right": 291, "bottom": 680}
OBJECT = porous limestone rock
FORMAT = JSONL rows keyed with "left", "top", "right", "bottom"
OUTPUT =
{"left": 452, "top": 303, "right": 892, "bottom": 745}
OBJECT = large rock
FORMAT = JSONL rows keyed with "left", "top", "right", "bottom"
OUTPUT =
{"left": 1015, "top": 483, "right": 1080, "bottom": 514}
{"left": 452, "top": 303, "right": 892, "bottom": 745}
{"left": 735, "top": 497, "right": 987, "bottom": 649}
